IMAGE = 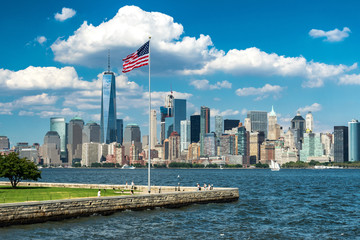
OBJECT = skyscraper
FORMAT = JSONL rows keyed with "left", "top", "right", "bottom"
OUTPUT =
{"left": 306, "top": 111, "right": 314, "bottom": 132}
{"left": 82, "top": 121, "right": 101, "bottom": 143}
{"left": 123, "top": 124, "right": 142, "bottom": 157}
{"left": 334, "top": 126, "right": 348, "bottom": 163}
{"left": 0, "top": 136, "right": 10, "bottom": 150}
{"left": 247, "top": 111, "right": 267, "bottom": 137}
{"left": 215, "top": 115, "right": 223, "bottom": 138}
{"left": 160, "top": 92, "right": 174, "bottom": 144}
{"left": 190, "top": 115, "right": 200, "bottom": 143}
{"left": 116, "top": 119, "right": 123, "bottom": 145}
{"left": 100, "top": 69, "right": 117, "bottom": 144}
{"left": 224, "top": 119, "right": 240, "bottom": 131}
{"left": 169, "top": 131, "right": 180, "bottom": 160}
{"left": 42, "top": 131, "right": 62, "bottom": 166}
{"left": 300, "top": 133, "right": 324, "bottom": 162}
{"left": 268, "top": 106, "right": 280, "bottom": 140}
{"left": 200, "top": 106, "right": 210, "bottom": 156}
{"left": 50, "top": 117, "right": 67, "bottom": 161}
{"left": 348, "top": 120, "right": 360, "bottom": 162}
{"left": 236, "top": 125, "right": 247, "bottom": 156}
{"left": 150, "top": 110, "right": 157, "bottom": 149}
{"left": 67, "top": 117, "right": 84, "bottom": 163}
{"left": 180, "top": 120, "right": 190, "bottom": 152}
{"left": 173, "top": 99, "right": 186, "bottom": 135}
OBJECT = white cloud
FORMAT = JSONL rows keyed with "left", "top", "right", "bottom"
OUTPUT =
{"left": 51, "top": 6, "right": 219, "bottom": 71}
{"left": 36, "top": 36, "right": 47, "bottom": 45}
{"left": 241, "top": 108, "right": 248, "bottom": 116}
{"left": 184, "top": 47, "right": 356, "bottom": 88}
{"left": 213, "top": 97, "right": 221, "bottom": 101}
{"left": 297, "top": 103, "right": 322, "bottom": 113}
{"left": 309, "top": 27, "right": 351, "bottom": 42}
{"left": 0, "top": 66, "right": 97, "bottom": 90}
{"left": 211, "top": 108, "right": 239, "bottom": 117}
{"left": 189, "top": 79, "right": 232, "bottom": 90}
{"left": 19, "top": 111, "right": 35, "bottom": 116}
{"left": 55, "top": 7, "right": 76, "bottom": 21}
{"left": 235, "top": 84, "right": 284, "bottom": 100}
{"left": 338, "top": 74, "right": 360, "bottom": 85}
{"left": 38, "top": 108, "right": 83, "bottom": 118}
{"left": 0, "top": 93, "right": 58, "bottom": 115}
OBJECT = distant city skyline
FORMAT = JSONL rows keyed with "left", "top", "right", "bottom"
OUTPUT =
{"left": 1, "top": 1, "right": 360, "bottom": 146}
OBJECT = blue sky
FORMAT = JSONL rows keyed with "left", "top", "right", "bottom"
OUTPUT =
{"left": 1, "top": 0, "right": 360, "bottom": 146}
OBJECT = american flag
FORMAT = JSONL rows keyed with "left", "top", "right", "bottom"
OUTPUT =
{"left": 122, "top": 41, "right": 149, "bottom": 73}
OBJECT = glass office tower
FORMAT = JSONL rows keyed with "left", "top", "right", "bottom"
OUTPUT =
{"left": 101, "top": 71, "right": 117, "bottom": 144}
{"left": 334, "top": 126, "right": 348, "bottom": 163}
{"left": 173, "top": 99, "right": 186, "bottom": 135}
{"left": 50, "top": 117, "right": 67, "bottom": 161}
{"left": 190, "top": 115, "right": 200, "bottom": 143}
{"left": 348, "top": 120, "right": 360, "bottom": 162}
{"left": 247, "top": 111, "right": 268, "bottom": 137}
{"left": 200, "top": 106, "right": 210, "bottom": 156}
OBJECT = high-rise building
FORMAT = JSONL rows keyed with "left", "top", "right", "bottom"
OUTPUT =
{"left": 291, "top": 111, "right": 305, "bottom": 140}
{"left": 173, "top": 99, "right": 186, "bottom": 135}
{"left": 165, "top": 117, "right": 174, "bottom": 139}
{"left": 100, "top": 70, "right": 117, "bottom": 144}
{"left": 169, "top": 131, "right": 180, "bottom": 160}
{"left": 82, "top": 121, "right": 100, "bottom": 143}
{"left": 50, "top": 117, "right": 67, "bottom": 161}
{"left": 160, "top": 92, "right": 174, "bottom": 144}
{"left": 224, "top": 119, "right": 239, "bottom": 132}
{"left": 116, "top": 119, "right": 123, "bottom": 145}
{"left": 247, "top": 111, "right": 267, "bottom": 137}
{"left": 244, "top": 118, "right": 251, "bottom": 132}
{"left": 249, "top": 131, "right": 265, "bottom": 163}
{"left": 236, "top": 125, "right": 247, "bottom": 156}
{"left": 215, "top": 115, "right": 223, "bottom": 138}
{"left": 306, "top": 111, "right": 314, "bottom": 132}
{"left": 150, "top": 110, "right": 157, "bottom": 149}
{"left": 123, "top": 124, "right": 142, "bottom": 157}
{"left": 219, "top": 134, "right": 235, "bottom": 155}
{"left": 42, "top": 131, "right": 62, "bottom": 166}
{"left": 268, "top": 106, "right": 280, "bottom": 140}
{"left": 203, "top": 133, "right": 216, "bottom": 157}
{"left": 200, "top": 106, "right": 210, "bottom": 156}
{"left": 163, "top": 139, "right": 170, "bottom": 160}
{"left": 348, "top": 120, "right": 360, "bottom": 162}
{"left": 180, "top": 120, "right": 190, "bottom": 152}
{"left": 334, "top": 126, "right": 348, "bottom": 163}
{"left": 67, "top": 117, "right": 84, "bottom": 164}
{"left": 300, "top": 133, "right": 324, "bottom": 162}
{"left": 81, "top": 142, "right": 99, "bottom": 167}
{"left": 0, "top": 136, "right": 10, "bottom": 150}
{"left": 190, "top": 115, "right": 200, "bottom": 143}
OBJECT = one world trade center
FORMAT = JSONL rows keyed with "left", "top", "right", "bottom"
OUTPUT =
{"left": 100, "top": 58, "right": 117, "bottom": 144}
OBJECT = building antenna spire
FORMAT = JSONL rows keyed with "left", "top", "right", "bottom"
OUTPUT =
{"left": 108, "top": 49, "right": 110, "bottom": 72}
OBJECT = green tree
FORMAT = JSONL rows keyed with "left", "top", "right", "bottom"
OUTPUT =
{"left": 0, "top": 153, "right": 41, "bottom": 188}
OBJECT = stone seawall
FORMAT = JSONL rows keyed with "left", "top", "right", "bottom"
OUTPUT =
{"left": 0, "top": 182, "right": 239, "bottom": 227}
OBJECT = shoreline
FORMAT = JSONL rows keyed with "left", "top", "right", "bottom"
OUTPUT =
{"left": 0, "top": 182, "right": 239, "bottom": 227}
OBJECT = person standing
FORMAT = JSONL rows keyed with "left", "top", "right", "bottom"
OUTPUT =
{"left": 97, "top": 189, "right": 101, "bottom": 197}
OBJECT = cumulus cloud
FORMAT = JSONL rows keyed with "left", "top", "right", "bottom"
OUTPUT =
{"left": 0, "top": 66, "right": 96, "bottom": 90}
{"left": 36, "top": 36, "right": 47, "bottom": 45}
{"left": 39, "top": 108, "right": 83, "bottom": 118}
{"left": 184, "top": 47, "right": 356, "bottom": 88}
{"left": 338, "top": 74, "right": 360, "bottom": 85}
{"left": 235, "top": 84, "right": 284, "bottom": 100}
{"left": 51, "top": 5, "right": 219, "bottom": 71}
{"left": 309, "top": 27, "right": 351, "bottom": 42}
{"left": 0, "top": 93, "right": 58, "bottom": 115}
{"left": 297, "top": 103, "right": 322, "bottom": 113}
{"left": 211, "top": 109, "right": 240, "bottom": 117}
{"left": 55, "top": 7, "right": 76, "bottom": 21}
{"left": 189, "top": 79, "right": 232, "bottom": 90}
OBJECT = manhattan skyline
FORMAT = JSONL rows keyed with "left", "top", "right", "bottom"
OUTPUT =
{"left": 1, "top": 0, "right": 360, "bottom": 146}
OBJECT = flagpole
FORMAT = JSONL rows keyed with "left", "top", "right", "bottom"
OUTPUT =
{"left": 148, "top": 36, "right": 151, "bottom": 194}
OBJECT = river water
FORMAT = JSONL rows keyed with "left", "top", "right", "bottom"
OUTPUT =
{"left": 1, "top": 168, "right": 360, "bottom": 239}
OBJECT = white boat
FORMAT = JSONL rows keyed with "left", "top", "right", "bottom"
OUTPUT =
{"left": 270, "top": 160, "right": 280, "bottom": 171}
{"left": 121, "top": 164, "right": 136, "bottom": 169}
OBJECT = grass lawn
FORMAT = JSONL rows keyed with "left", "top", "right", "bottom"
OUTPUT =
{"left": 0, "top": 186, "right": 138, "bottom": 204}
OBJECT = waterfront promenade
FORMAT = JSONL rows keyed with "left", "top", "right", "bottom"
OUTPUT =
{"left": 0, "top": 181, "right": 239, "bottom": 227}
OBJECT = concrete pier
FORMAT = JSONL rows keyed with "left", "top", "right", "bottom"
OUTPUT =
{"left": 0, "top": 182, "right": 239, "bottom": 227}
